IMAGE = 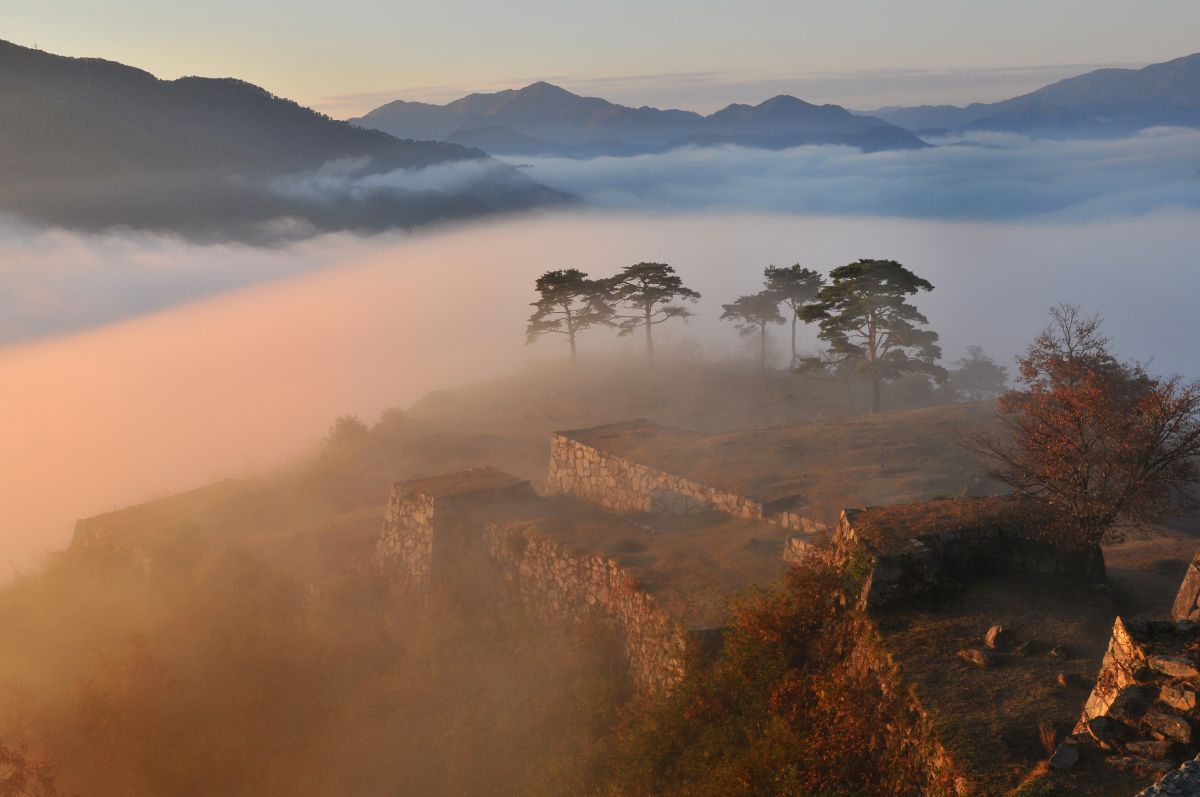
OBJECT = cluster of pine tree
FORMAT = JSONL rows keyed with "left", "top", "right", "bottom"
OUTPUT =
{"left": 527, "top": 259, "right": 1008, "bottom": 414}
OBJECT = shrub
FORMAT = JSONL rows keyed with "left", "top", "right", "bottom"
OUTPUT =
{"left": 599, "top": 558, "right": 934, "bottom": 797}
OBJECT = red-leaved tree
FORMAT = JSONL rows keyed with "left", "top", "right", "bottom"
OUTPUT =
{"left": 972, "top": 305, "right": 1200, "bottom": 548}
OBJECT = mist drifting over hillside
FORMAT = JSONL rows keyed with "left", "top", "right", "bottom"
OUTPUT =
{"left": 2, "top": 208, "right": 1198, "bottom": 568}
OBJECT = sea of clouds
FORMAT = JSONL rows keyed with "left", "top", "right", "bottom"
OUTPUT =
{"left": 505, "top": 128, "right": 1200, "bottom": 221}
{"left": 1, "top": 128, "right": 1199, "bottom": 565}
{"left": 1, "top": 129, "right": 1196, "bottom": 345}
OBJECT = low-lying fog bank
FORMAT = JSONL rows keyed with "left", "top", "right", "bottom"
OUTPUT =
{"left": 2, "top": 209, "right": 1198, "bottom": 567}
{"left": 506, "top": 128, "right": 1200, "bottom": 220}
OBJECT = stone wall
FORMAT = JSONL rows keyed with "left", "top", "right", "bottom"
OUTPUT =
{"left": 1172, "top": 552, "right": 1200, "bottom": 621}
{"left": 485, "top": 521, "right": 689, "bottom": 693}
{"left": 1133, "top": 755, "right": 1200, "bottom": 796}
{"left": 546, "top": 431, "right": 818, "bottom": 533}
{"left": 1075, "top": 617, "right": 1200, "bottom": 779}
{"left": 375, "top": 468, "right": 536, "bottom": 592}
{"left": 832, "top": 505, "right": 1107, "bottom": 610}
{"left": 845, "top": 615, "right": 965, "bottom": 796}
{"left": 376, "top": 489, "right": 437, "bottom": 590}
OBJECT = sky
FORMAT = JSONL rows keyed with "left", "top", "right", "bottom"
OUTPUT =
{"left": 7, "top": 0, "right": 1200, "bottom": 115}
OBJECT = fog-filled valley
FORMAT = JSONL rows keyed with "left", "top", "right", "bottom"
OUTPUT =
{"left": 2, "top": 208, "right": 1198, "bottom": 567}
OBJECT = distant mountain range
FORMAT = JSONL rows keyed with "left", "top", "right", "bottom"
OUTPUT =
{"left": 869, "top": 53, "right": 1200, "bottom": 136}
{"left": 0, "top": 40, "right": 563, "bottom": 241}
{"left": 352, "top": 53, "right": 1200, "bottom": 156}
{"left": 350, "top": 82, "right": 929, "bottom": 157}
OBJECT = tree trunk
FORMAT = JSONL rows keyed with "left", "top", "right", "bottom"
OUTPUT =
{"left": 644, "top": 309, "right": 655, "bottom": 367}
{"left": 564, "top": 303, "right": 578, "bottom": 369}
{"left": 870, "top": 373, "right": 881, "bottom": 414}
{"left": 790, "top": 313, "right": 797, "bottom": 367}
{"left": 760, "top": 321, "right": 767, "bottom": 370}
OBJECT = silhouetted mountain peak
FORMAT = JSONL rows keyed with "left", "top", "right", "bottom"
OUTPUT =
{"left": 354, "top": 78, "right": 925, "bottom": 152}
{"left": 761, "top": 95, "right": 818, "bottom": 109}
{"left": 517, "top": 81, "right": 576, "bottom": 97}
{"left": 872, "top": 52, "right": 1200, "bottom": 134}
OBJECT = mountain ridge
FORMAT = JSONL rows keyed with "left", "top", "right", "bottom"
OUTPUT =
{"left": 869, "top": 52, "right": 1200, "bottom": 134}
{"left": 354, "top": 52, "right": 1200, "bottom": 151}
{"left": 351, "top": 82, "right": 927, "bottom": 156}
{"left": 0, "top": 39, "right": 564, "bottom": 240}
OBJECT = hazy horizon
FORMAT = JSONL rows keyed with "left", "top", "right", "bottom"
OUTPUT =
{"left": 8, "top": 0, "right": 1200, "bottom": 116}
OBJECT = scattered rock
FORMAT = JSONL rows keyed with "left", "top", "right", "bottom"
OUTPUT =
{"left": 1012, "top": 640, "right": 1033, "bottom": 656}
{"left": 1048, "top": 742, "right": 1079, "bottom": 770}
{"left": 1149, "top": 655, "right": 1200, "bottom": 679}
{"left": 1133, "top": 756, "right": 1200, "bottom": 797}
{"left": 1047, "top": 645, "right": 1067, "bottom": 659}
{"left": 1109, "top": 685, "right": 1151, "bottom": 725}
{"left": 1160, "top": 683, "right": 1198, "bottom": 712}
{"left": 1056, "top": 672, "right": 1084, "bottom": 688}
{"left": 984, "top": 624, "right": 1012, "bottom": 650}
{"left": 1084, "top": 716, "right": 1121, "bottom": 750}
{"left": 957, "top": 648, "right": 991, "bottom": 668}
{"left": 1143, "top": 708, "right": 1192, "bottom": 743}
{"left": 1125, "top": 739, "right": 1173, "bottom": 759}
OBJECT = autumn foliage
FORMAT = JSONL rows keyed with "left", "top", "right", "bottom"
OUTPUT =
{"left": 973, "top": 305, "right": 1200, "bottom": 548}
{"left": 600, "top": 557, "right": 935, "bottom": 797}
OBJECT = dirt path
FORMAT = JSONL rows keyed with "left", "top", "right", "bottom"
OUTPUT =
{"left": 1104, "top": 524, "right": 1200, "bottom": 618}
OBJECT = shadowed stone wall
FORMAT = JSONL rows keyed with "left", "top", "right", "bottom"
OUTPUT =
{"left": 846, "top": 614, "right": 966, "bottom": 796}
{"left": 374, "top": 466, "right": 692, "bottom": 694}
{"left": 486, "top": 521, "right": 690, "bottom": 693}
{"left": 831, "top": 503, "right": 1106, "bottom": 610}
{"left": 375, "top": 468, "right": 535, "bottom": 591}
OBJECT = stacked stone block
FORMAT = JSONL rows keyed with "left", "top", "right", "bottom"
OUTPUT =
{"left": 375, "top": 467, "right": 535, "bottom": 591}
{"left": 832, "top": 504, "right": 1106, "bottom": 610}
{"left": 547, "top": 430, "right": 819, "bottom": 534}
{"left": 486, "top": 522, "right": 689, "bottom": 693}
{"left": 1171, "top": 553, "right": 1200, "bottom": 622}
{"left": 1076, "top": 617, "right": 1200, "bottom": 778}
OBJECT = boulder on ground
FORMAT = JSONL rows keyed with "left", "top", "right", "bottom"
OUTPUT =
{"left": 984, "top": 624, "right": 1012, "bottom": 650}
{"left": 957, "top": 648, "right": 991, "bottom": 668}
{"left": 1048, "top": 743, "right": 1079, "bottom": 770}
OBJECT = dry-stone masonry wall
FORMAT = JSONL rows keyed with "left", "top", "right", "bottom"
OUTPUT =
{"left": 70, "top": 516, "right": 154, "bottom": 572}
{"left": 1133, "top": 755, "right": 1200, "bottom": 796}
{"left": 1076, "top": 617, "right": 1200, "bottom": 779}
{"left": 377, "top": 490, "right": 437, "bottom": 590}
{"left": 547, "top": 431, "right": 817, "bottom": 533}
{"left": 832, "top": 505, "right": 1106, "bottom": 610}
{"left": 845, "top": 615, "right": 964, "bottom": 796}
{"left": 486, "top": 521, "right": 689, "bottom": 693}
{"left": 1172, "top": 552, "right": 1200, "bottom": 622}
{"left": 376, "top": 468, "right": 535, "bottom": 591}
